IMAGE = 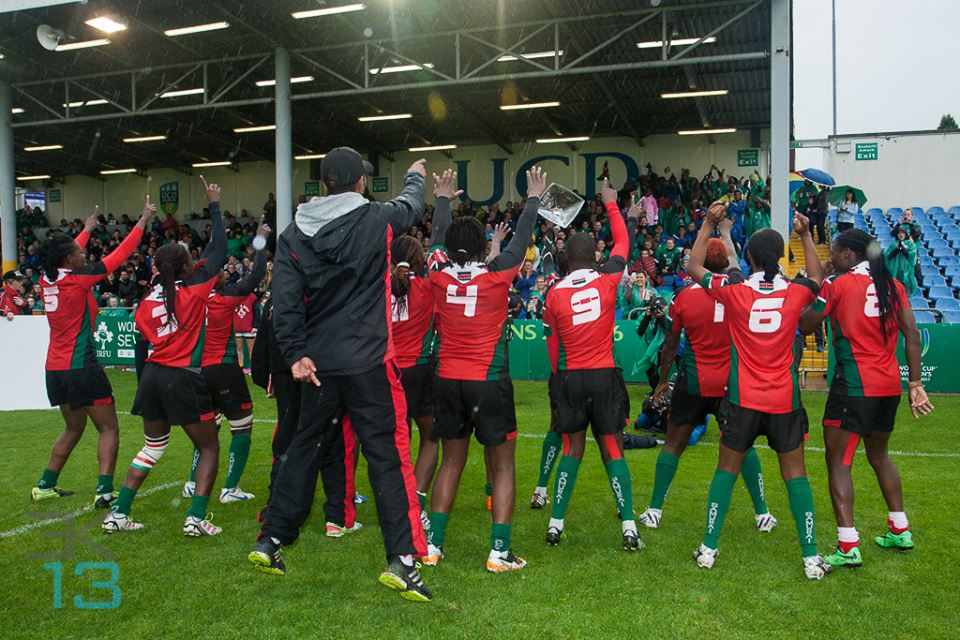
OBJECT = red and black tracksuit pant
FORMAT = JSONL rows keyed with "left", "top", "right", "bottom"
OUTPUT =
{"left": 259, "top": 362, "right": 426, "bottom": 559}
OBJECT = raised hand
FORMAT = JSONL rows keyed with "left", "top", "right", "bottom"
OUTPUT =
{"left": 706, "top": 202, "right": 727, "bottom": 226}
{"left": 526, "top": 166, "right": 547, "bottom": 199}
{"left": 256, "top": 215, "right": 272, "bottom": 238}
{"left": 718, "top": 217, "right": 733, "bottom": 236}
{"left": 600, "top": 178, "right": 618, "bottom": 205}
{"left": 199, "top": 175, "right": 221, "bottom": 204}
{"left": 84, "top": 207, "right": 99, "bottom": 233}
{"left": 407, "top": 158, "right": 427, "bottom": 178}
{"left": 136, "top": 195, "right": 158, "bottom": 229}
{"left": 793, "top": 212, "right": 811, "bottom": 236}
{"left": 627, "top": 202, "right": 643, "bottom": 221}
{"left": 491, "top": 222, "right": 510, "bottom": 244}
{"left": 433, "top": 169, "right": 464, "bottom": 200}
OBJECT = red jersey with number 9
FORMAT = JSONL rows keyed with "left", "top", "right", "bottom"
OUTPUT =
{"left": 543, "top": 269, "right": 620, "bottom": 371}
{"left": 701, "top": 271, "right": 818, "bottom": 413}
{"left": 430, "top": 261, "right": 517, "bottom": 381}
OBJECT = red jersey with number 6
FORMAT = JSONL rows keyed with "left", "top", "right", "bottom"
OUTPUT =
{"left": 430, "top": 261, "right": 516, "bottom": 381}
{"left": 701, "top": 271, "right": 818, "bottom": 413}
{"left": 392, "top": 275, "right": 435, "bottom": 369}
{"left": 814, "top": 261, "right": 908, "bottom": 397}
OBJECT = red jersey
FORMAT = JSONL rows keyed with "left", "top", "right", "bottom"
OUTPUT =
{"left": 701, "top": 271, "right": 818, "bottom": 413}
{"left": 669, "top": 281, "right": 738, "bottom": 398}
{"left": 392, "top": 275, "right": 434, "bottom": 369}
{"left": 814, "top": 261, "right": 908, "bottom": 397}
{"left": 201, "top": 250, "right": 266, "bottom": 367}
{"left": 0, "top": 284, "right": 29, "bottom": 317}
{"left": 430, "top": 261, "right": 517, "bottom": 381}
{"left": 41, "top": 227, "right": 143, "bottom": 371}
{"left": 234, "top": 293, "right": 257, "bottom": 333}
{"left": 137, "top": 277, "right": 217, "bottom": 368}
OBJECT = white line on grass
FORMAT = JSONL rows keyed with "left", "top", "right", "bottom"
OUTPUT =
{"left": 0, "top": 480, "right": 179, "bottom": 539}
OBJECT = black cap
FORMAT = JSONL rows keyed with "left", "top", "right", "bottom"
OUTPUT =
{"left": 320, "top": 147, "right": 375, "bottom": 193}
{"left": 2, "top": 270, "right": 20, "bottom": 282}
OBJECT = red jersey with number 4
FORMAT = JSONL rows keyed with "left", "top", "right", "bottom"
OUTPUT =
{"left": 201, "top": 292, "right": 255, "bottom": 367}
{"left": 392, "top": 276, "right": 435, "bottom": 369}
{"left": 669, "top": 283, "right": 733, "bottom": 398}
{"left": 543, "top": 269, "right": 620, "bottom": 371}
{"left": 814, "top": 261, "right": 908, "bottom": 397}
{"left": 430, "top": 261, "right": 516, "bottom": 381}
{"left": 702, "top": 271, "right": 818, "bottom": 413}
{"left": 136, "top": 277, "right": 217, "bottom": 368}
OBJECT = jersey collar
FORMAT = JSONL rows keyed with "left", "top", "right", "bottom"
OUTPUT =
{"left": 850, "top": 260, "right": 870, "bottom": 276}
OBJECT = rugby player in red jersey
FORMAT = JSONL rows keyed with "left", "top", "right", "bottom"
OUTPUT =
{"left": 640, "top": 219, "right": 777, "bottom": 533}
{"left": 799, "top": 229, "right": 933, "bottom": 567}
{"left": 421, "top": 166, "right": 547, "bottom": 573}
{"left": 32, "top": 200, "right": 154, "bottom": 506}
{"left": 103, "top": 177, "right": 227, "bottom": 537}
{"left": 180, "top": 218, "right": 270, "bottom": 504}
{"left": 686, "top": 204, "right": 833, "bottom": 580}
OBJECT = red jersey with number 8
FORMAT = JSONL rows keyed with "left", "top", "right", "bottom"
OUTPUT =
{"left": 543, "top": 269, "right": 620, "bottom": 371}
{"left": 701, "top": 271, "right": 818, "bottom": 413}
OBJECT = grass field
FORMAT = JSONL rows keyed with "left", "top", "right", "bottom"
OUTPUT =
{"left": 2, "top": 370, "right": 959, "bottom": 639}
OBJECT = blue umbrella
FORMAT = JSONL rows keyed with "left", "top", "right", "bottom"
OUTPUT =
{"left": 798, "top": 168, "right": 835, "bottom": 187}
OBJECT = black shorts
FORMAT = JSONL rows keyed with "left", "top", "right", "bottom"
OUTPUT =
{"left": 132, "top": 362, "right": 215, "bottom": 425}
{"left": 46, "top": 366, "right": 114, "bottom": 410}
{"left": 669, "top": 387, "right": 724, "bottom": 428}
{"left": 550, "top": 368, "right": 627, "bottom": 435}
{"left": 202, "top": 363, "right": 253, "bottom": 415}
{"left": 823, "top": 393, "right": 900, "bottom": 436}
{"left": 433, "top": 377, "right": 517, "bottom": 446}
{"left": 400, "top": 363, "right": 435, "bottom": 420}
{"left": 720, "top": 400, "right": 808, "bottom": 453}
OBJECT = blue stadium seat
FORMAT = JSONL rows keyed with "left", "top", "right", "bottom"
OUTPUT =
{"left": 928, "top": 206, "right": 945, "bottom": 216}
{"left": 949, "top": 206, "right": 960, "bottom": 216}
{"left": 924, "top": 274, "right": 948, "bottom": 290}
{"left": 927, "top": 239, "right": 949, "bottom": 251}
{"left": 909, "top": 294, "right": 929, "bottom": 308}
{"left": 914, "top": 310, "right": 936, "bottom": 324}
{"left": 943, "top": 265, "right": 960, "bottom": 282}
{"left": 940, "top": 309, "right": 960, "bottom": 323}
{"left": 936, "top": 297, "right": 960, "bottom": 311}
{"left": 927, "top": 285, "right": 954, "bottom": 302}
{"left": 937, "top": 255, "right": 960, "bottom": 268}
{"left": 887, "top": 207, "right": 904, "bottom": 218}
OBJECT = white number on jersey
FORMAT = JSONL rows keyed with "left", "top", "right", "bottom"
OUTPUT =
{"left": 713, "top": 301, "right": 725, "bottom": 323}
{"left": 863, "top": 283, "right": 880, "bottom": 318}
{"left": 152, "top": 303, "right": 179, "bottom": 337}
{"left": 42, "top": 286, "right": 59, "bottom": 313}
{"left": 446, "top": 284, "right": 478, "bottom": 318}
{"left": 570, "top": 288, "right": 601, "bottom": 325}
{"left": 391, "top": 294, "right": 409, "bottom": 322}
{"left": 748, "top": 297, "right": 785, "bottom": 333}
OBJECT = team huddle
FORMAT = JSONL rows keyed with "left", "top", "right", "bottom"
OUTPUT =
{"left": 27, "top": 149, "right": 934, "bottom": 603}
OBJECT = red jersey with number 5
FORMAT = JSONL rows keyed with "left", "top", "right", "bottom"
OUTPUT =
{"left": 392, "top": 276, "right": 435, "bottom": 369}
{"left": 669, "top": 282, "right": 736, "bottom": 398}
{"left": 543, "top": 269, "right": 620, "bottom": 371}
{"left": 814, "top": 261, "right": 907, "bottom": 397}
{"left": 430, "top": 261, "right": 516, "bottom": 381}
{"left": 701, "top": 271, "right": 818, "bottom": 413}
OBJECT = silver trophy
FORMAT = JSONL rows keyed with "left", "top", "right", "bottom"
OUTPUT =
{"left": 537, "top": 183, "right": 584, "bottom": 228}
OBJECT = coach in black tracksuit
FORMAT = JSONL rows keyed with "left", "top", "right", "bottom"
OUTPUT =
{"left": 256, "top": 148, "right": 428, "bottom": 574}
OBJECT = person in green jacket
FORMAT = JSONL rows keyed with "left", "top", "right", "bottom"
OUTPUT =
{"left": 746, "top": 194, "right": 772, "bottom": 238}
{"left": 618, "top": 271, "right": 656, "bottom": 318}
{"left": 884, "top": 228, "right": 918, "bottom": 295}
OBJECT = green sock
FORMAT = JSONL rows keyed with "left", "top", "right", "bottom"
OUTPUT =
{"left": 537, "top": 431, "right": 563, "bottom": 487}
{"left": 187, "top": 495, "right": 210, "bottom": 520}
{"left": 417, "top": 491, "right": 427, "bottom": 510}
{"left": 550, "top": 456, "right": 581, "bottom": 520}
{"left": 786, "top": 476, "right": 818, "bottom": 557}
{"left": 96, "top": 474, "right": 113, "bottom": 496}
{"left": 427, "top": 512, "right": 449, "bottom": 548}
{"left": 606, "top": 458, "right": 634, "bottom": 520}
{"left": 491, "top": 522, "right": 511, "bottom": 552}
{"left": 188, "top": 447, "right": 200, "bottom": 483}
{"left": 741, "top": 447, "right": 769, "bottom": 515}
{"left": 649, "top": 451, "right": 680, "bottom": 510}
{"left": 112, "top": 486, "right": 137, "bottom": 515}
{"left": 484, "top": 482, "right": 492, "bottom": 498}
{"left": 224, "top": 433, "right": 251, "bottom": 489}
{"left": 703, "top": 469, "right": 737, "bottom": 549}
{"left": 38, "top": 468, "right": 59, "bottom": 489}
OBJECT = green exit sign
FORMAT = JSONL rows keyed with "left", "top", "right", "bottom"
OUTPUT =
{"left": 855, "top": 142, "right": 878, "bottom": 161}
{"left": 304, "top": 181, "right": 320, "bottom": 197}
{"left": 371, "top": 176, "right": 389, "bottom": 193}
{"left": 48, "top": 189, "right": 61, "bottom": 203}
{"left": 737, "top": 149, "right": 759, "bottom": 167}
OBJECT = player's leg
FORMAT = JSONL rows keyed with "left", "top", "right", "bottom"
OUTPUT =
{"left": 84, "top": 402, "right": 121, "bottom": 508}
{"left": 32, "top": 404, "right": 86, "bottom": 501}
{"left": 547, "top": 430, "right": 585, "bottom": 544}
{"left": 741, "top": 446, "right": 778, "bottom": 532}
{"left": 865, "top": 429, "right": 913, "bottom": 550}
{"left": 596, "top": 430, "right": 640, "bottom": 551}
{"left": 486, "top": 436, "right": 526, "bottom": 572}
{"left": 102, "top": 418, "right": 171, "bottom": 533}
{"left": 426, "top": 436, "right": 469, "bottom": 563}
{"left": 483, "top": 447, "right": 494, "bottom": 511}
{"left": 219, "top": 409, "right": 254, "bottom": 501}
{"left": 774, "top": 444, "right": 831, "bottom": 578}
{"left": 695, "top": 442, "right": 747, "bottom": 568}
{"left": 412, "top": 414, "right": 438, "bottom": 531}
{"left": 822, "top": 420, "right": 863, "bottom": 567}
{"left": 531, "top": 385, "right": 562, "bottom": 509}
{"left": 642, "top": 418, "right": 693, "bottom": 528}
{"left": 181, "top": 417, "right": 223, "bottom": 536}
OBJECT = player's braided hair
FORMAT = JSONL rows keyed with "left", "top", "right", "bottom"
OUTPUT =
{"left": 154, "top": 243, "right": 191, "bottom": 329}
{"left": 445, "top": 216, "right": 485, "bottom": 266}
{"left": 39, "top": 232, "right": 78, "bottom": 281}
{"left": 836, "top": 228, "right": 901, "bottom": 339}
{"left": 746, "top": 228, "right": 784, "bottom": 283}
{"left": 390, "top": 235, "right": 425, "bottom": 320}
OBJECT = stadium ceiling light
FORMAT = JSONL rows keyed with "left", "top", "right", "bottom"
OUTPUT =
{"left": 62, "top": 99, "right": 109, "bottom": 108}
{"left": 123, "top": 135, "right": 167, "bottom": 143}
{"left": 12, "top": 108, "right": 24, "bottom": 114}
{"left": 164, "top": 21, "right": 230, "bottom": 37}
{"left": 192, "top": 161, "right": 232, "bottom": 167}
{"left": 100, "top": 168, "right": 137, "bottom": 175}
{"left": 160, "top": 88, "right": 205, "bottom": 98}
{"left": 17, "top": 175, "right": 51, "bottom": 181}
{"left": 369, "top": 63, "right": 434, "bottom": 75}
{"left": 292, "top": 3, "right": 366, "bottom": 19}
{"left": 408, "top": 144, "right": 457, "bottom": 152}
{"left": 661, "top": 89, "right": 729, "bottom": 99}
{"left": 55, "top": 38, "right": 111, "bottom": 52}
{"left": 24, "top": 144, "right": 63, "bottom": 152}
{"left": 500, "top": 101, "right": 561, "bottom": 111}
{"left": 677, "top": 127, "right": 737, "bottom": 135}
{"left": 636, "top": 36, "right": 717, "bottom": 49}
{"left": 357, "top": 113, "right": 413, "bottom": 122}
{"left": 84, "top": 16, "right": 127, "bottom": 34}
{"left": 536, "top": 136, "right": 590, "bottom": 143}
{"left": 295, "top": 153, "right": 326, "bottom": 160}
{"left": 255, "top": 76, "right": 314, "bottom": 87}
{"left": 233, "top": 124, "right": 276, "bottom": 133}
{"left": 497, "top": 50, "right": 564, "bottom": 62}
